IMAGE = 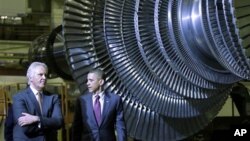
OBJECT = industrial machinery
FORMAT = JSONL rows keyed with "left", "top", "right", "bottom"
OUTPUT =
{"left": 62, "top": 0, "right": 250, "bottom": 141}
{"left": 29, "top": 25, "right": 72, "bottom": 80}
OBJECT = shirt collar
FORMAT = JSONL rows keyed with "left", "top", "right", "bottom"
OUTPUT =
{"left": 93, "top": 91, "right": 104, "bottom": 99}
{"left": 30, "top": 85, "right": 41, "bottom": 95}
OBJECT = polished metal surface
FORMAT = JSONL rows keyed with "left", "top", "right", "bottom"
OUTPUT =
{"left": 63, "top": 0, "right": 250, "bottom": 140}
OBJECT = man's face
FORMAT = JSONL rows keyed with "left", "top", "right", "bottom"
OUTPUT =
{"left": 30, "top": 66, "right": 47, "bottom": 91}
{"left": 87, "top": 72, "right": 103, "bottom": 94}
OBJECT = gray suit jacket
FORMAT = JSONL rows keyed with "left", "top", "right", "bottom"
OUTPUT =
{"left": 12, "top": 87, "right": 63, "bottom": 141}
{"left": 72, "top": 91, "right": 127, "bottom": 141}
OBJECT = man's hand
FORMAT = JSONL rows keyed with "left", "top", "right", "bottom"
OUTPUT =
{"left": 18, "top": 112, "right": 40, "bottom": 127}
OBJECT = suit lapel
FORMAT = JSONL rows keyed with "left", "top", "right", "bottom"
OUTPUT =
{"left": 41, "top": 91, "right": 49, "bottom": 116}
{"left": 86, "top": 94, "right": 98, "bottom": 125}
{"left": 27, "top": 88, "right": 43, "bottom": 116}
{"left": 100, "top": 92, "right": 110, "bottom": 126}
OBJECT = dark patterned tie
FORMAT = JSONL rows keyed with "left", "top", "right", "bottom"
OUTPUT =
{"left": 94, "top": 95, "right": 101, "bottom": 125}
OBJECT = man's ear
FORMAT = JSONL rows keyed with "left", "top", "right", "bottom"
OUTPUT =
{"left": 99, "top": 79, "right": 104, "bottom": 86}
{"left": 29, "top": 76, "right": 32, "bottom": 82}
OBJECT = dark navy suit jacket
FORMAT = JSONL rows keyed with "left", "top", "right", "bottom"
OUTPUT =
{"left": 12, "top": 87, "right": 63, "bottom": 141}
{"left": 72, "top": 91, "right": 127, "bottom": 141}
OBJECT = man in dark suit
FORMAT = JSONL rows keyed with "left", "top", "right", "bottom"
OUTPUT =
{"left": 72, "top": 68, "right": 127, "bottom": 141}
{"left": 12, "top": 62, "right": 63, "bottom": 141}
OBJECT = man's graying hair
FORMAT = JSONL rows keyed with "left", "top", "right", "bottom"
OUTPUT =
{"left": 26, "top": 62, "right": 48, "bottom": 84}
{"left": 89, "top": 68, "right": 106, "bottom": 81}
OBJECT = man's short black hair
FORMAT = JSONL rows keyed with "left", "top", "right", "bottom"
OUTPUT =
{"left": 88, "top": 68, "right": 106, "bottom": 80}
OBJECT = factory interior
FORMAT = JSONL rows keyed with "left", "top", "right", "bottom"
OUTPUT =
{"left": 0, "top": 0, "right": 250, "bottom": 141}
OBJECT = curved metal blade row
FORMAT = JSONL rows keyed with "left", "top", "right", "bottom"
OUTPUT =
{"left": 103, "top": 0, "right": 231, "bottom": 116}
{"left": 133, "top": 0, "right": 226, "bottom": 89}
{"left": 205, "top": 0, "right": 250, "bottom": 79}
{"left": 123, "top": 91, "right": 228, "bottom": 141}
{"left": 63, "top": 0, "right": 248, "bottom": 140}
{"left": 172, "top": 0, "right": 242, "bottom": 84}
{"left": 63, "top": 0, "right": 106, "bottom": 92}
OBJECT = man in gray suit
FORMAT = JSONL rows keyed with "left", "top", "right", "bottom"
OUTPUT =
{"left": 72, "top": 68, "right": 127, "bottom": 141}
{"left": 12, "top": 62, "right": 63, "bottom": 141}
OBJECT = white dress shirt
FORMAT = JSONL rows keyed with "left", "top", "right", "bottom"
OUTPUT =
{"left": 30, "top": 86, "right": 42, "bottom": 102}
